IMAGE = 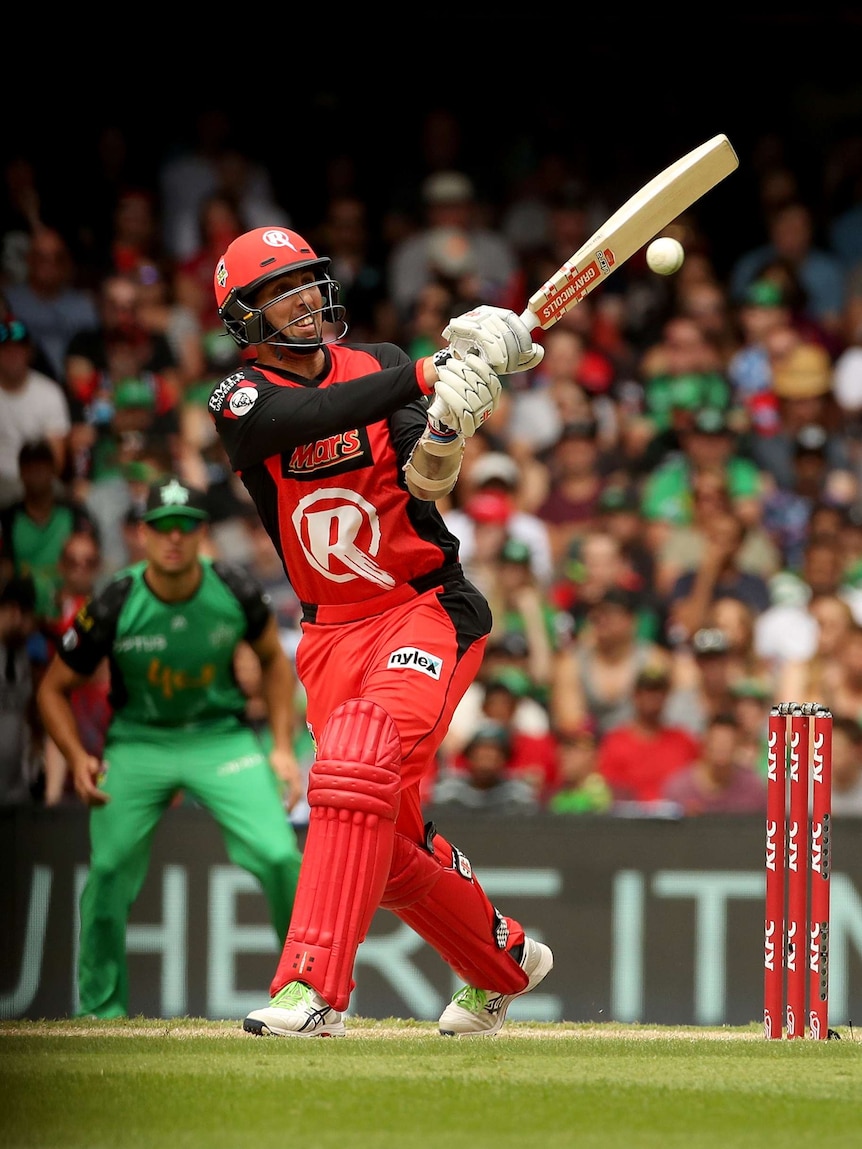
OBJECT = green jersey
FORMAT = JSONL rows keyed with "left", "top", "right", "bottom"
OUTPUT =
{"left": 57, "top": 557, "right": 270, "bottom": 739}
{"left": 640, "top": 455, "right": 761, "bottom": 524}
{"left": 0, "top": 499, "right": 97, "bottom": 620}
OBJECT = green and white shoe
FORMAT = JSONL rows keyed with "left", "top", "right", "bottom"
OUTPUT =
{"left": 243, "top": 980, "right": 346, "bottom": 1038}
{"left": 438, "top": 937, "right": 554, "bottom": 1037}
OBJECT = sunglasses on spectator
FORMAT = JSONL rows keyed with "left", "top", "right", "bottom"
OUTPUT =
{"left": 145, "top": 516, "right": 203, "bottom": 535}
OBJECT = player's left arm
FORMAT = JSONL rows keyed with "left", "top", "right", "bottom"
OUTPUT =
{"left": 248, "top": 615, "right": 303, "bottom": 811}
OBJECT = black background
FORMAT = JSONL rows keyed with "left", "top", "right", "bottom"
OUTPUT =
{"left": 8, "top": 13, "right": 862, "bottom": 277}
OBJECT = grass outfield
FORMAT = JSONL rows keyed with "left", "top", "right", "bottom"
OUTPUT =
{"left": 1, "top": 1018, "right": 860, "bottom": 1149}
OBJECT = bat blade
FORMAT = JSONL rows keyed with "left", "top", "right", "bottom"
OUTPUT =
{"left": 523, "top": 133, "right": 739, "bottom": 332}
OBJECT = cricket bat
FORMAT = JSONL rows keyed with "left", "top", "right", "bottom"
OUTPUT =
{"left": 522, "top": 133, "right": 739, "bottom": 331}
{"left": 430, "top": 134, "right": 738, "bottom": 426}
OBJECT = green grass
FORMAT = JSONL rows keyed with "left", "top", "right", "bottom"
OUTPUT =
{"left": 1, "top": 1018, "right": 860, "bottom": 1149}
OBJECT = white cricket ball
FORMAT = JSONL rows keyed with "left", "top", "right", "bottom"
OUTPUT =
{"left": 646, "top": 236, "right": 685, "bottom": 276}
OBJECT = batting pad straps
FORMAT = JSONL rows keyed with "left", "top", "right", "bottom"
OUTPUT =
{"left": 269, "top": 699, "right": 402, "bottom": 1011}
{"left": 382, "top": 828, "right": 528, "bottom": 994}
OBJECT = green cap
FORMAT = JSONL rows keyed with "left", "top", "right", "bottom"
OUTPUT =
{"left": 141, "top": 477, "right": 209, "bottom": 524}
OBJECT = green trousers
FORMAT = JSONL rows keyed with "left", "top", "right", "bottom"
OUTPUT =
{"left": 77, "top": 725, "right": 302, "bottom": 1018}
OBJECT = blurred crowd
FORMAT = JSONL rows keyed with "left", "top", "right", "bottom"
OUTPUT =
{"left": 4, "top": 107, "right": 862, "bottom": 819}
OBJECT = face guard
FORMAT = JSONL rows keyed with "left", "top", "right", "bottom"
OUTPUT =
{"left": 214, "top": 227, "right": 347, "bottom": 352}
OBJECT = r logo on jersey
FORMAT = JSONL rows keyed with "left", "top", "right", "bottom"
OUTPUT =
{"left": 386, "top": 647, "right": 442, "bottom": 679}
{"left": 292, "top": 487, "right": 396, "bottom": 588}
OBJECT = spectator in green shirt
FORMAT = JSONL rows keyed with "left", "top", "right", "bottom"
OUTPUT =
{"left": 640, "top": 407, "right": 763, "bottom": 555}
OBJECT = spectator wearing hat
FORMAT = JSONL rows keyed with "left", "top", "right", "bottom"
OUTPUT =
{"left": 443, "top": 656, "right": 552, "bottom": 768}
{"left": 0, "top": 318, "right": 72, "bottom": 506}
{"left": 641, "top": 369, "right": 732, "bottom": 467}
{"left": 442, "top": 664, "right": 560, "bottom": 805}
{"left": 551, "top": 585, "right": 671, "bottom": 739}
{"left": 0, "top": 573, "right": 40, "bottom": 805}
{"left": 660, "top": 712, "right": 766, "bottom": 816}
{"left": 750, "top": 341, "right": 850, "bottom": 492}
{"left": 728, "top": 201, "right": 846, "bottom": 340}
{"left": 595, "top": 662, "right": 701, "bottom": 808}
{"left": 725, "top": 279, "right": 795, "bottom": 436}
{"left": 656, "top": 467, "right": 781, "bottom": 602}
{"left": 547, "top": 719, "right": 613, "bottom": 815}
{"left": 597, "top": 482, "right": 658, "bottom": 603}
{"left": 443, "top": 449, "right": 553, "bottom": 586}
{"left": 665, "top": 626, "right": 738, "bottom": 737}
{"left": 431, "top": 720, "right": 539, "bottom": 816}
{"left": 0, "top": 440, "right": 98, "bottom": 626}
{"left": 447, "top": 485, "right": 513, "bottom": 599}
{"left": 639, "top": 405, "right": 764, "bottom": 558}
{"left": 386, "top": 170, "right": 519, "bottom": 322}
{"left": 36, "top": 475, "right": 304, "bottom": 1018}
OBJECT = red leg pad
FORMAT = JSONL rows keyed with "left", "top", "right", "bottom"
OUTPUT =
{"left": 270, "top": 698, "right": 401, "bottom": 1010}
{"left": 381, "top": 827, "right": 527, "bottom": 993}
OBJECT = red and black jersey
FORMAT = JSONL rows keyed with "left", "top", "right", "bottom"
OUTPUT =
{"left": 208, "top": 343, "right": 463, "bottom": 609}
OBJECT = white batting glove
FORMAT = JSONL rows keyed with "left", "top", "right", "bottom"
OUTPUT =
{"left": 428, "top": 350, "right": 503, "bottom": 438}
{"left": 442, "top": 305, "right": 545, "bottom": 374}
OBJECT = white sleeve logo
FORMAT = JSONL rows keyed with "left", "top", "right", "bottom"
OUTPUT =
{"left": 229, "top": 387, "right": 258, "bottom": 416}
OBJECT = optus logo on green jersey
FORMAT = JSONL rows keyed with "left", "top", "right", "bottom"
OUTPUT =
{"left": 386, "top": 647, "right": 442, "bottom": 679}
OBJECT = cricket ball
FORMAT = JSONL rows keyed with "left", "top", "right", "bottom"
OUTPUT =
{"left": 646, "top": 236, "right": 685, "bottom": 275}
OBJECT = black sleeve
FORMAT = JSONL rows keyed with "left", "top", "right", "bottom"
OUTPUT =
{"left": 390, "top": 398, "right": 432, "bottom": 473}
{"left": 56, "top": 575, "right": 133, "bottom": 676}
{"left": 209, "top": 345, "right": 428, "bottom": 471}
{"left": 212, "top": 561, "right": 272, "bottom": 643}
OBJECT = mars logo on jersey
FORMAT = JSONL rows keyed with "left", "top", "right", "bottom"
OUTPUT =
{"left": 386, "top": 647, "right": 442, "bottom": 679}
{"left": 285, "top": 428, "right": 369, "bottom": 479}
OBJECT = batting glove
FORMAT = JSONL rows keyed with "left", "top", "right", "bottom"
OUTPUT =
{"left": 429, "top": 349, "right": 503, "bottom": 438}
{"left": 442, "top": 305, "right": 544, "bottom": 374}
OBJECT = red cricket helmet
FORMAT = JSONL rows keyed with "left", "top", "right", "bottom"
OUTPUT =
{"left": 213, "top": 227, "right": 346, "bottom": 350}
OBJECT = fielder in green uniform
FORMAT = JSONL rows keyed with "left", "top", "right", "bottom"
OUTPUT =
{"left": 37, "top": 477, "right": 303, "bottom": 1018}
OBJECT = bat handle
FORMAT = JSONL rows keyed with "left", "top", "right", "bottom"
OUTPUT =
{"left": 519, "top": 308, "right": 540, "bottom": 334}
{"left": 428, "top": 396, "right": 448, "bottom": 422}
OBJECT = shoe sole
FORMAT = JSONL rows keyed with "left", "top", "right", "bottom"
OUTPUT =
{"left": 243, "top": 1016, "right": 346, "bottom": 1038}
{"left": 439, "top": 943, "right": 554, "bottom": 1037}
